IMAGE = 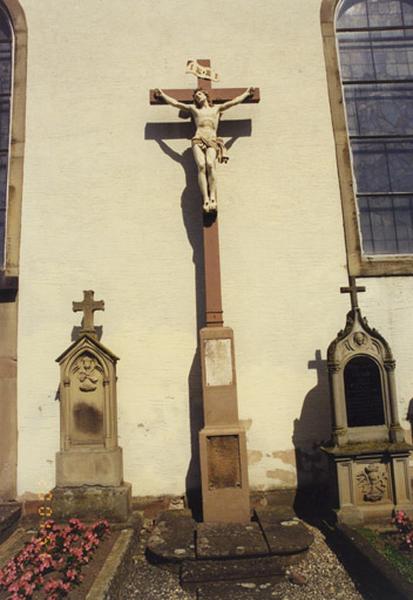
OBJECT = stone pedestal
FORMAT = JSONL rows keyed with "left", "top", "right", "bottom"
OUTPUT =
{"left": 56, "top": 446, "right": 123, "bottom": 487}
{"left": 51, "top": 483, "right": 132, "bottom": 522}
{"left": 199, "top": 327, "right": 250, "bottom": 523}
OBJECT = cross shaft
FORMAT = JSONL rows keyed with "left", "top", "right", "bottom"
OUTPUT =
{"left": 340, "top": 276, "right": 366, "bottom": 310}
{"left": 73, "top": 290, "right": 104, "bottom": 336}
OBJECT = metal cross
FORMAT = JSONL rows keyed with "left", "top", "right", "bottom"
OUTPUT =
{"left": 73, "top": 290, "right": 104, "bottom": 336}
{"left": 340, "top": 276, "right": 366, "bottom": 310}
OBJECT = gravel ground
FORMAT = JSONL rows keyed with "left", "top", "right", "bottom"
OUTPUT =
{"left": 118, "top": 521, "right": 366, "bottom": 600}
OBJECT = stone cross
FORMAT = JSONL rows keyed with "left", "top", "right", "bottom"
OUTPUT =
{"left": 340, "top": 276, "right": 366, "bottom": 310}
{"left": 73, "top": 290, "right": 104, "bottom": 337}
{"left": 150, "top": 60, "right": 260, "bottom": 326}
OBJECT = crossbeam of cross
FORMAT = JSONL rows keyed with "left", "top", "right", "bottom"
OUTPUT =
{"left": 340, "top": 276, "right": 366, "bottom": 310}
{"left": 149, "top": 59, "right": 260, "bottom": 106}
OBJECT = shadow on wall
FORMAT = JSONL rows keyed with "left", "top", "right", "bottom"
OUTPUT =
{"left": 145, "top": 119, "right": 251, "bottom": 520}
{"left": 292, "top": 349, "right": 332, "bottom": 516}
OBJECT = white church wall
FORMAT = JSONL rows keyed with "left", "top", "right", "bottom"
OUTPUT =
{"left": 16, "top": 0, "right": 413, "bottom": 498}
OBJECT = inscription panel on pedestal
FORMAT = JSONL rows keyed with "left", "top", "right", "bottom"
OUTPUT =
{"left": 207, "top": 435, "right": 241, "bottom": 490}
{"left": 204, "top": 339, "right": 233, "bottom": 387}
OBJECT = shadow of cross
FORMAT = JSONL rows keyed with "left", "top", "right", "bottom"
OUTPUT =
{"left": 72, "top": 290, "right": 104, "bottom": 339}
{"left": 150, "top": 59, "right": 260, "bottom": 327}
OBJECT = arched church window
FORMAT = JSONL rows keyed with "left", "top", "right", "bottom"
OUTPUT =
{"left": 0, "top": 4, "right": 12, "bottom": 268}
{"left": 336, "top": 0, "right": 413, "bottom": 256}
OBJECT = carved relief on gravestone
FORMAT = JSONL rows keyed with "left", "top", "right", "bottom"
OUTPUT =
{"left": 70, "top": 351, "right": 105, "bottom": 445}
{"left": 74, "top": 354, "right": 101, "bottom": 392}
{"left": 355, "top": 463, "right": 389, "bottom": 503}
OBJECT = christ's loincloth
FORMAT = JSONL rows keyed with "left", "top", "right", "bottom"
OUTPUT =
{"left": 192, "top": 136, "right": 229, "bottom": 164}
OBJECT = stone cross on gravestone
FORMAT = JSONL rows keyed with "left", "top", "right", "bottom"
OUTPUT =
{"left": 73, "top": 290, "right": 104, "bottom": 338}
{"left": 340, "top": 276, "right": 366, "bottom": 310}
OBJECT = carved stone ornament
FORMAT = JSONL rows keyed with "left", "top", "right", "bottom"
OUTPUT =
{"left": 327, "top": 308, "right": 394, "bottom": 371}
{"left": 356, "top": 463, "right": 387, "bottom": 503}
{"left": 73, "top": 354, "right": 102, "bottom": 392}
{"left": 353, "top": 332, "right": 366, "bottom": 347}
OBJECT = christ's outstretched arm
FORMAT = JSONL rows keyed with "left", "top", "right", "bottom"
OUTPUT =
{"left": 154, "top": 88, "right": 192, "bottom": 113}
{"left": 219, "top": 87, "right": 254, "bottom": 113}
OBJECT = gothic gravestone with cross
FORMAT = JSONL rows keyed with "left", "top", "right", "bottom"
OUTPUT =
{"left": 322, "top": 277, "right": 413, "bottom": 525}
{"left": 151, "top": 61, "right": 259, "bottom": 523}
{"left": 52, "top": 291, "right": 131, "bottom": 522}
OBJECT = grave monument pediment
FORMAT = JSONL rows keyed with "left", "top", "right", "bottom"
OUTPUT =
{"left": 327, "top": 308, "right": 393, "bottom": 370}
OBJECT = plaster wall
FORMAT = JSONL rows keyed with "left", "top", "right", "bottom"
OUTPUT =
{"left": 15, "top": 0, "right": 413, "bottom": 498}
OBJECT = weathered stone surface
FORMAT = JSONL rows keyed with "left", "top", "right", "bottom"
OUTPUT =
{"left": 51, "top": 483, "right": 132, "bottom": 522}
{"left": 0, "top": 502, "right": 21, "bottom": 544}
{"left": 196, "top": 579, "right": 285, "bottom": 599}
{"left": 196, "top": 522, "right": 268, "bottom": 559}
{"left": 258, "top": 519, "right": 314, "bottom": 555}
{"left": 207, "top": 435, "right": 241, "bottom": 489}
{"left": 255, "top": 506, "right": 314, "bottom": 555}
{"left": 255, "top": 506, "right": 295, "bottom": 525}
{"left": 147, "top": 510, "right": 196, "bottom": 561}
{"left": 181, "top": 554, "right": 285, "bottom": 584}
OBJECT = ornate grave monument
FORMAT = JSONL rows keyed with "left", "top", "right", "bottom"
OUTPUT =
{"left": 323, "top": 277, "right": 413, "bottom": 525}
{"left": 151, "top": 60, "right": 259, "bottom": 522}
{"left": 52, "top": 291, "right": 131, "bottom": 521}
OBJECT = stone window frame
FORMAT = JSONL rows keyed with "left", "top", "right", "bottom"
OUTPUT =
{"left": 321, "top": 0, "right": 413, "bottom": 276}
{"left": 0, "top": 0, "right": 26, "bottom": 291}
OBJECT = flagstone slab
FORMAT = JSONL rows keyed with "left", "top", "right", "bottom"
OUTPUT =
{"left": 196, "top": 522, "right": 268, "bottom": 559}
{"left": 181, "top": 554, "right": 286, "bottom": 584}
{"left": 147, "top": 510, "right": 196, "bottom": 561}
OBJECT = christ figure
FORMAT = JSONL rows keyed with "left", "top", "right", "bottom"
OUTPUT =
{"left": 154, "top": 86, "right": 254, "bottom": 213}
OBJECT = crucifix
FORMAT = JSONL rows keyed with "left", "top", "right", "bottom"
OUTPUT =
{"left": 73, "top": 290, "right": 105, "bottom": 338}
{"left": 151, "top": 61, "right": 260, "bottom": 523}
{"left": 150, "top": 59, "right": 260, "bottom": 328}
{"left": 340, "top": 276, "right": 366, "bottom": 310}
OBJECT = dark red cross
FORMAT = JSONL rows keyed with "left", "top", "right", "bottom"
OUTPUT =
{"left": 150, "top": 59, "right": 260, "bottom": 327}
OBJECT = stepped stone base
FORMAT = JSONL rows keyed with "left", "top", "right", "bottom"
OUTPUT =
{"left": 51, "top": 483, "right": 132, "bottom": 522}
{"left": 147, "top": 506, "right": 314, "bottom": 587}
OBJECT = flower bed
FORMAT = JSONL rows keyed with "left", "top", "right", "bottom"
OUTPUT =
{"left": 0, "top": 518, "right": 110, "bottom": 599}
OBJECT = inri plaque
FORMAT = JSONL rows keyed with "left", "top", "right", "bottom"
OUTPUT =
{"left": 207, "top": 435, "right": 241, "bottom": 490}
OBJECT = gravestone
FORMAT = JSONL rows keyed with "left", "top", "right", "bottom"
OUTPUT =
{"left": 323, "top": 277, "right": 413, "bottom": 525}
{"left": 52, "top": 291, "right": 131, "bottom": 521}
